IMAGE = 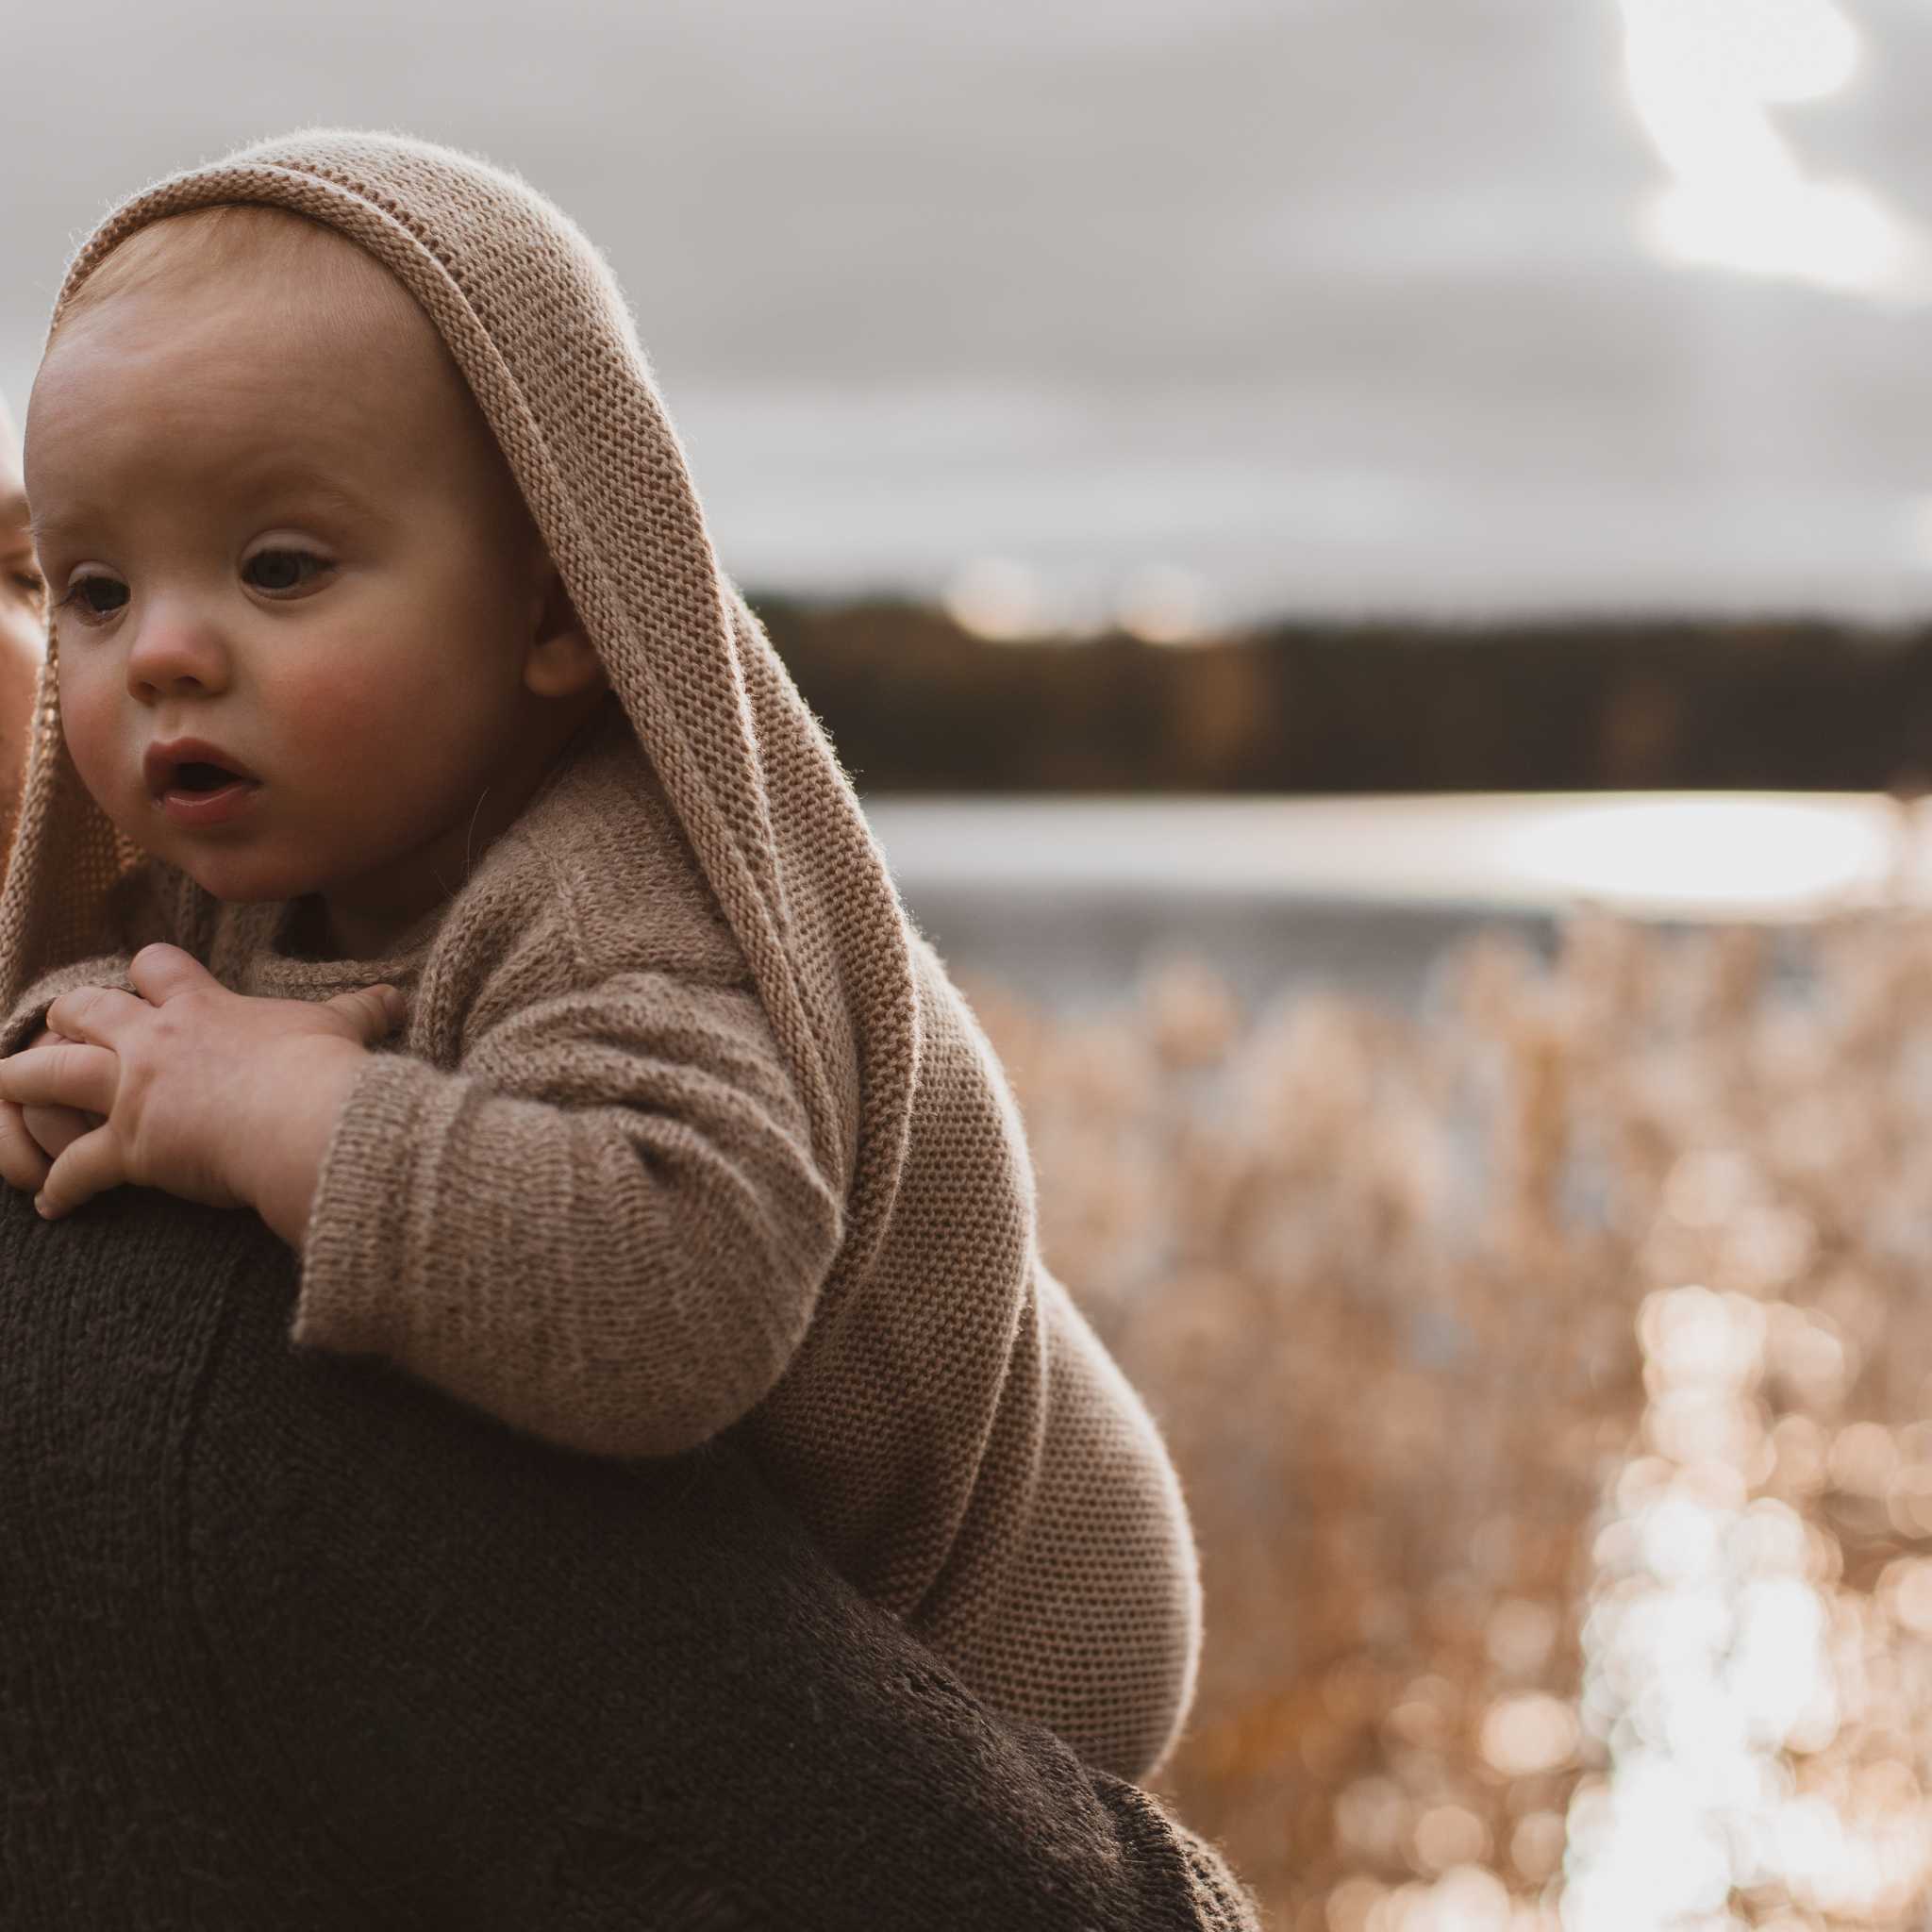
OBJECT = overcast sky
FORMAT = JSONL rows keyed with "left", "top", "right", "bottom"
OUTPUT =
{"left": 7, "top": 0, "right": 1932, "bottom": 625}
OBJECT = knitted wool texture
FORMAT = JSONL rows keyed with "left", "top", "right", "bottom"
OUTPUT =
{"left": 0, "top": 131, "right": 1202, "bottom": 1780}
{"left": 0, "top": 1182, "right": 1260, "bottom": 1929}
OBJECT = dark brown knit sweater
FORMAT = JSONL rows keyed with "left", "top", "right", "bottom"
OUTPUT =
{"left": 0, "top": 1182, "right": 1259, "bottom": 1930}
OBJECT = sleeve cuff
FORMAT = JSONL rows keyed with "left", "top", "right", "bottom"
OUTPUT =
{"left": 290, "top": 1051, "right": 460, "bottom": 1357}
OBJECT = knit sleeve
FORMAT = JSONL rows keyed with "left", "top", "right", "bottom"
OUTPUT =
{"left": 290, "top": 969, "right": 846, "bottom": 1460}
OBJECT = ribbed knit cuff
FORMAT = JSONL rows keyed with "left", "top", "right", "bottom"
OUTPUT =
{"left": 2, "top": 957, "right": 138, "bottom": 1057}
{"left": 291, "top": 1050, "right": 463, "bottom": 1359}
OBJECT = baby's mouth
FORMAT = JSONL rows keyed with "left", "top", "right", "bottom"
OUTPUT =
{"left": 169, "top": 761, "right": 248, "bottom": 794}
{"left": 144, "top": 740, "right": 263, "bottom": 801}
{"left": 149, "top": 752, "right": 265, "bottom": 828}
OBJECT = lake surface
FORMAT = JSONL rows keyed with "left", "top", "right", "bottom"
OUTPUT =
{"left": 866, "top": 791, "right": 1927, "bottom": 1008}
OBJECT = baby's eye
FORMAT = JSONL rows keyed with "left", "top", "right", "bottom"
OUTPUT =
{"left": 7, "top": 566, "right": 44, "bottom": 607}
{"left": 242, "top": 549, "right": 332, "bottom": 595}
{"left": 58, "top": 574, "right": 129, "bottom": 622}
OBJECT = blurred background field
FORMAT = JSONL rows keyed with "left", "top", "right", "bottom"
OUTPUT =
{"left": 18, "top": 0, "right": 1932, "bottom": 1924}
{"left": 867, "top": 799, "right": 1932, "bottom": 1932}
{"left": 961, "top": 901, "right": 1932, "bottom": 1932}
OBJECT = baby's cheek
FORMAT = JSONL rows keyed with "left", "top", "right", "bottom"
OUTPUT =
{"left": 280, "top": 674, "right": 397, "bottom": 784}
{"left": 57, "top": 668, "right": 124, "bottom": 810}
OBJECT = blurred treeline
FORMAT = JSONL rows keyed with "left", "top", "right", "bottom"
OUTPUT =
{"left": 755, "top": 596, "right": 1932, "bottom": 794}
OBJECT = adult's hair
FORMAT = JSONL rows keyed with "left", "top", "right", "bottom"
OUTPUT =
{"left": 0, "top": 398, "right": 41, "bottom": 869}
{"left": 0, "top": 1183, "right": 1257, "bottom": 1929}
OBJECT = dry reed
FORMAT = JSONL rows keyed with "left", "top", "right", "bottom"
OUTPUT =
{"left": 962, "top": 908, "right": 1932, "bottom": 1931}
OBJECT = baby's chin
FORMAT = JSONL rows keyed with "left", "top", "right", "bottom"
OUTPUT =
{"left": 121, "top": 833, "right": 318, "bottom": 908}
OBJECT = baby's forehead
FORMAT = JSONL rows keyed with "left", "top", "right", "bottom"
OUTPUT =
{"left": 40, "top": 212, "right": 486, "bottom": 456}
{"left": 31, "top": 210, "right": 534, "bottom": 541}
{"left": 79, "top": 211, "right": 438, "bottom": 377}
{"left": 77, "top": 205, "right": 410, "bottom": 324}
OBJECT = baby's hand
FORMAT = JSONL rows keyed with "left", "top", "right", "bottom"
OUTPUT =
{"left": 0, "top": 1025, "right": 102, "bottom": 1194}
{"left": 0, "top": 945, "right": 403, "bottom": 1226}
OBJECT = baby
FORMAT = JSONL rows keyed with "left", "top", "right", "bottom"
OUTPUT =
{"left": 0, "top": 132, "right": 1202, "bottom": 1782}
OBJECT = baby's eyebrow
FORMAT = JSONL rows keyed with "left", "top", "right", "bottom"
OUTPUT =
{"left": 0, "top": 489, "right": 27, "bottom": 534}
{"left": 27, "top": 498, "right": 106, "bottom": 549}
{"left": 253, "top": 471, "right": 382, "bottom": 528}
{"left": 25, "top": 474, "right": 380, "bottom": 549}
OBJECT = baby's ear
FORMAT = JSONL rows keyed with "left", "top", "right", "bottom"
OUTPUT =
{"left": 523, "top": 569, "right": 606, "bottom": 699}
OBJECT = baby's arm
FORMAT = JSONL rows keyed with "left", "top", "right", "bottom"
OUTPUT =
{"left": 291, "top": 965, "right": 846, "bottom": 1461}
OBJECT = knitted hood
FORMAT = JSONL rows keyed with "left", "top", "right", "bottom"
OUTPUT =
{"left": 0, "top": 127, "right": 910, "bottom": 1255}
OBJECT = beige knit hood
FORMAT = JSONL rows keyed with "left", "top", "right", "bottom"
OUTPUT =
{"left": 0, "top": 127, "right": 906, "bottom": 1259}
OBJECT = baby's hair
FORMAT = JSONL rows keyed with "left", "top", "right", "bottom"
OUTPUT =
{"left": 52, "top": 204, "right": 425, "bottom": 350}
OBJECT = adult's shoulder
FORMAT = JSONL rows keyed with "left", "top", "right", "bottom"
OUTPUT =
{"left": 0, "top": 1181, "right": 1260, "bottom": 1929}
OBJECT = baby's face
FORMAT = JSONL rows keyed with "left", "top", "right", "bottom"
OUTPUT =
{"left": 25, "top": 230, "right": 575, "bottom": 955}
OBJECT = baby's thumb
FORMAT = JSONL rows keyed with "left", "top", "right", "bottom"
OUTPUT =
{"left": 331, "top": 983, "right": 408, "bottom": 1041}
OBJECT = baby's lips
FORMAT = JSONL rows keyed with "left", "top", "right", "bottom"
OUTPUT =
{"left": 142, "top": 737, "right": 260, "bottom": 796}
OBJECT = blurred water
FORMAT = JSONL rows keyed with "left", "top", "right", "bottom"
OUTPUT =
{"left": 869, "top": 791, "right": 1923, "bottom": 1008}
{"left": 893, "top": 881, "right": 1555, "bottom": 1014}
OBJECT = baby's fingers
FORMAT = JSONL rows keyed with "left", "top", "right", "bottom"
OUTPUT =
{"left": 36, "top": 1123, "right": 125, "bottom": 1221}
{"left": 0, "top": 1098, "right": 52, "bottom": 1194}
{"left": 0, "top": 1039, "right": 118, "bottom": 1118}
{"left": 23, "top": 1101, "right": 94, "bottom": 1163}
